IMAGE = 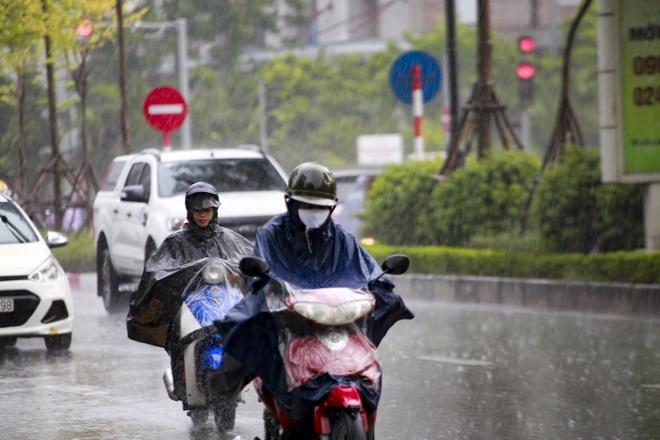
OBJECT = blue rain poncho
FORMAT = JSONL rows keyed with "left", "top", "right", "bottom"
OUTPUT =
{"left": 215, "top": 209, "right": 414, "bottom": 420}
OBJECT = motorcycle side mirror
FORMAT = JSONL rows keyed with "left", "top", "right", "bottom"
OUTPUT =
{"left": 381, "top": 254, "right": 410, "bottom": 276}
{"left": 239, "top": 256, "right": 270, "bottom": 277}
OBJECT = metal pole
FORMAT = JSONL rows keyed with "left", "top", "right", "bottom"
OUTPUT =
{"left": 116, "top": 0, "right": 130, "bottom": 153}
{"left": 176, "top": 19, "right": 191, "bottom": 149}
{"left": 444, "top": 0, "right": 459, "bottom": 150}
{"left": 259, "top": 79, "right": 269, "bottom": 154}
{"left": 476, "top": 0, "right": 493, "bottom": 156}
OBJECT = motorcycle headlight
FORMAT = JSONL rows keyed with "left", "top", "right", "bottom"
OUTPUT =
{"left": 166, "top": 217, "right": 186, "bottom": 232}
{"left": 293, "top": 300, "right": 374, "bottom": 325}
{"left": 29, "top": 256, "right": 62, "bottom": 283}
{"left": 202, "top": 260, "right": 227, "bottom": 285}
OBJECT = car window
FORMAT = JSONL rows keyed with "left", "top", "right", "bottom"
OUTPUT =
{"left": 139, "top": 164, "right": 151, "bottom": 201}
{"left": 0, "top": 202, "right": 39, "bottom": 244}
{"left": 124, "top": 163, "right": 145, "bottom": 187}
{"left": 158, "top": 158, "right": 286, "bottom": 197}
{"left": 100, "top": 159, "right": 128, "bottom": 191}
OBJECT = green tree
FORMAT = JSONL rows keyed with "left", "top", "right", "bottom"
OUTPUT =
{"left": 0, "top": 0, "right": 49, "bottom": 194}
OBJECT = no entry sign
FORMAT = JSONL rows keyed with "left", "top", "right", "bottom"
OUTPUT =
{"left": 143, "top": 86, "right": 188, "bottom": 133}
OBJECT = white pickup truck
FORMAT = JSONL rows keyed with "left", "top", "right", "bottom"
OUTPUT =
{"left": 92, "top": 147, "right": 288, "bottom": 313}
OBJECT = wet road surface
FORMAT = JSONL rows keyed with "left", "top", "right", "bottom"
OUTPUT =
{"left": 1, "top": 275, "right": 659, "bottom": 439}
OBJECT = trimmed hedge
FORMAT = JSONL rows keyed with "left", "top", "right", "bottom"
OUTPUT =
{"left": 51, "top": 230, "right": 96, "bottom": 273}
{"left": 51, "top": 228, "right": 660, "bottom": 285}
{"left": 366, "top": 244, "right": 660, "bottom": 285}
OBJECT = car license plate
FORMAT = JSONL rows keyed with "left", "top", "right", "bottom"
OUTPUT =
{"left": 0, "top": 298, "right": 14, "bottom": 313}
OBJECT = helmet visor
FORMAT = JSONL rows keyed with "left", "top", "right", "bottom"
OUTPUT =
{"left": 289, "top": 194, "right": 337, "bottom": 207}
{"left": 188, "top": 195, "right": 220, "bottom": 210}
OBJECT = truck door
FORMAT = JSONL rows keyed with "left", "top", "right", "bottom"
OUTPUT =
{"left": 114, "top": 162, "right": 151, "bottom": 275}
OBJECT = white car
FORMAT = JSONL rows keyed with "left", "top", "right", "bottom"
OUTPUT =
{"left": 0, "top": 193, "right": 74, "bottom": 351}
{"left": 93, "top": 147, "right": 289, "bottom": 313}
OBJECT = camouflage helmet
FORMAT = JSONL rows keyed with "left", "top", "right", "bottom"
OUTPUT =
{"left": 286, "top": 162, "right": 337, "bottom": 207}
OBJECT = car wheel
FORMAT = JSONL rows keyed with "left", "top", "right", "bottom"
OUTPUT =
{"left": 97, "top": 244, "right": 123, "bottom": 314}
{"left": 0, "top": 336, "right": 17, "bottom": 348}
{"left": 45, "top": 333, "right": 72, "bottom": 352}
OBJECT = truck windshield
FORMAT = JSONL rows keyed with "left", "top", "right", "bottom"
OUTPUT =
{"left": 158, "top": 158, "right": 286, "bottom": 197}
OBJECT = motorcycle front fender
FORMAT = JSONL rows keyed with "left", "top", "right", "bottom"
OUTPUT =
{"left": 313, "top": 386, "right": 368, "bottom": 434}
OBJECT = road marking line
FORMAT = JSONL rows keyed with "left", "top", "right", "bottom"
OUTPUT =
{"left": 417, "top": 354, "right": 494, "bottom": 366}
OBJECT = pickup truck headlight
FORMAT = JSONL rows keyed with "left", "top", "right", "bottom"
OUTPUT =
{"left": 166, "top": 217, "right": 186, "bottom": 232}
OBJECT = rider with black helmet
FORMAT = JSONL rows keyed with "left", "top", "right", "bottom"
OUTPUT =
{"left": 127, "top": 182, "right": 253, "bottom": 396}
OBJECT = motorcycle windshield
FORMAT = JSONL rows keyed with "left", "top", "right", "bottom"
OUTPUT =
{"left": 269, "top": 283, "right": 381, "bottom": 391}
{"left": 183, "top": 259, "right": 247, "bottom": 328}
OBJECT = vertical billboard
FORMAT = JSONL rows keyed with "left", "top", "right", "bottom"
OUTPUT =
{"left": 599, "top": 0, "right": 660, "bottom": 183}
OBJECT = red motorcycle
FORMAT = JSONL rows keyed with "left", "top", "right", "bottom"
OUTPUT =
{"left": 237, "top": 254, "right": 410, "bottom": 440}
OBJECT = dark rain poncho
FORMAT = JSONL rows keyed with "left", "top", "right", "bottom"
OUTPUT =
{"left": 215, "top": 211, "right": 414, "bottom": 420}
{"left": 127, "top": 222, "right": 253, "bottom": 348}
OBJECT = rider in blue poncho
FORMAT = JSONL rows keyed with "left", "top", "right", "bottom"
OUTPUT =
{"left": 215, "top": 162, "right": 414, "bottom": 426}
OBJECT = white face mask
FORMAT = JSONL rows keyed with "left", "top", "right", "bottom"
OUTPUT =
{"left": 298, "top": 209, "right": 330, "bottom": 229}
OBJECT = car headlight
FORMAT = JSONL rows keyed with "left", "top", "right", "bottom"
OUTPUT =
{"left": 29, "top": 256, "right": 62, "bottom": 283}
{"left": 166, "top": 217, "right": 186, "bottom": 231}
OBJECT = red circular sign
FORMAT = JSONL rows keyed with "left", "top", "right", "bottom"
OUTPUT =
{"left": 143, "top": 86, "right": 188, "bottom": 132}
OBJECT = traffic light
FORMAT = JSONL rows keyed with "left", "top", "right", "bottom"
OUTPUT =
{"left": 517, "top": 35, "right": 536, "bottom": 107}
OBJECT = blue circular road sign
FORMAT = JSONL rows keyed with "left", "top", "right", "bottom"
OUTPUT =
{"left": 389, "top": 51, "right": 442, "bottom": 105}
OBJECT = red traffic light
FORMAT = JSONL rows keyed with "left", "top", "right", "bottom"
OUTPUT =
{"left": 518, "top": 36, "right": 535, "bottom": 53}
{"left": 516, "top": 62, "right": 536, "bottom": 80}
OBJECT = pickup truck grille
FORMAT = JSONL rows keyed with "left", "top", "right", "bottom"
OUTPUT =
{"left": 218, "top": 215, "right": 275, "bottom": 240}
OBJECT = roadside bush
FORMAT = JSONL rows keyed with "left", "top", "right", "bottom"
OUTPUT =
{"left": 51, "top": 229, "right": 96, "bottom": 273}
{"left": 362, "top": 158, "right": 441, "bottom": 245}
{"left": 428, "top": 151, "right": 541, "bottom": 246}
{"left": 529, "top": 147, "right": 644, "bottom": 253}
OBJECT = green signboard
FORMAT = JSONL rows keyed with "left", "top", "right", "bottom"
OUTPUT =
{"left": 620, "top": 0, "right": 660, "bottom": 174}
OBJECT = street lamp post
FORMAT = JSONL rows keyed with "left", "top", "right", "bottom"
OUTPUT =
{"left": 132, "top": 19, "right": 192, "bottom": 149}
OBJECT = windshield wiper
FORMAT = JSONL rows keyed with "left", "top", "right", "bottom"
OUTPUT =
{"left": 1, "top": 215, "right": 29, "bottom": 243}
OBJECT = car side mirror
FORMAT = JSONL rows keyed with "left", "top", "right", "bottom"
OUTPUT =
{"left": 46, "top": 231, "right": 68, "bottom": 249}
{"left": 239, "top": 256, "right": 270, "bottom": 277}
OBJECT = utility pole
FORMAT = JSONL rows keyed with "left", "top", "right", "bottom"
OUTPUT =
{"left": 116, "top": 0, "right": 130, "bottom": 153}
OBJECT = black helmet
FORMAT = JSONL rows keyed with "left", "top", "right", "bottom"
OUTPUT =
{"left": 286, "top": 162, "right": 337, "bottom": 207}
{"left": 185, "top": 182, "right": 220, "bottom": 211}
